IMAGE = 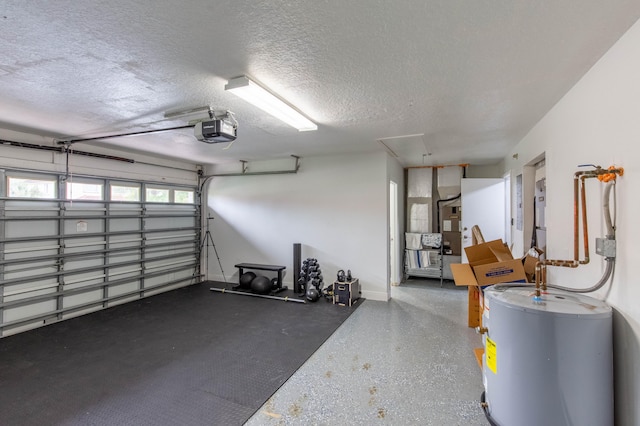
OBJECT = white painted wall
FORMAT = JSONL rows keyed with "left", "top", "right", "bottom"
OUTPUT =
{"left": 504, "top": 19, "right": 640, "bottom": 426}
{"left": 205, "top": 151, "right": 392, "bottom": 301}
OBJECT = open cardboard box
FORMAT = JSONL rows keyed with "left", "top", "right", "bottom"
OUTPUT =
{"left": 450, "top": 239, "right": 529, "bottom": 327}
{"left": 450, "top": 239, "right": 527, "bottom": 287}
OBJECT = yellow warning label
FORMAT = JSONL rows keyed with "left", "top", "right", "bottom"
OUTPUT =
{"left": 486, "top": 337, "right": 497, "bottom": 374}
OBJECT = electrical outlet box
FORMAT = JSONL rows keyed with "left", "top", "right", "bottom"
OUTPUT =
{"left": 595, "top": 238, "right": 616, "bottom": 258}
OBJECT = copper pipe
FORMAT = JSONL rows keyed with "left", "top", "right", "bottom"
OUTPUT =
{"left": 574, "top": 173, "right": 580, "bottom": 261}
{"left": 580, "top": 175, "right": 590, "bottom": 264}
{"left": 535, "top": 166, "right": 621, "bottom": 296}
{"left": 534, "top": 262, "right": 542, "bottom": 298}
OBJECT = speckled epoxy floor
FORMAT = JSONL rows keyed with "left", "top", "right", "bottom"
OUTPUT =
{"left": 244, "top": 279, "right": 488, "bottom": 425}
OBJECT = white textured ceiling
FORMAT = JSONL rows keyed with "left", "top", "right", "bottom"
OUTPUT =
{"left": 1, "top": 1, "right": 639, "bottom": 167}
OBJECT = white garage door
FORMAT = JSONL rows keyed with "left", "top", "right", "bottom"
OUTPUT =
{"left": 0, "top": 169, "right": 200, "bottom": 337}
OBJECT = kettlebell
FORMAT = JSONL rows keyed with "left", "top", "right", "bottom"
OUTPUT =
{"left": 306, "top": 287, "right": 320, "bottom": 302}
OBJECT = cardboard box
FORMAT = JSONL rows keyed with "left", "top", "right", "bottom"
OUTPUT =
{"left": 473, "top": 347, "right": 484, "bottom": 370}
{"left": 467, "top": 286, "right": 482, "bottom": 328}
{"left": 450, "top": 239, "right": 527, "bottom": 287}
{"left": 451, "top": 239, "right": 527, "bottom": 328}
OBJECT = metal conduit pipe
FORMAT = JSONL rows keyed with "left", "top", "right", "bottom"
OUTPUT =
{"left": 603, "top": 181, "right": 616, "bottom": 237}
{"left": 548, "top": 259, "right": 615, "bottom": 294}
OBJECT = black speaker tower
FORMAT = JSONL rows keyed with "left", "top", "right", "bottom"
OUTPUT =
{"left": 293, "top": 243, "right": 301, "bottom": 293}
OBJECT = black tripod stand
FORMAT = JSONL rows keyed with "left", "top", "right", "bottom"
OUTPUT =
{"left": 200, "top": 216, "right": 227, "bottom": 282}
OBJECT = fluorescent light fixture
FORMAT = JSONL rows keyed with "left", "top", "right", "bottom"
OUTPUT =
{"left": 225, "top": 76, "right": 317, "bottom": 131}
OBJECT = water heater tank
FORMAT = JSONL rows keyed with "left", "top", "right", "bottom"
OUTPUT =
{"left": 482, "top": 286, "right": 613, "bottom": 426}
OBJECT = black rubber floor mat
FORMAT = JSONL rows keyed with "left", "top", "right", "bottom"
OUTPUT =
{"left": 0, "top": 281, "right": 361, "bottom": 426}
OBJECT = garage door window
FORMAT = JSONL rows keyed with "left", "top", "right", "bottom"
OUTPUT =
{"left": 175, "top": 190, "right": 194, "bottom": 204}
{"left": 146, "top": 188, "right": 169, "bottom": 203}
{"left": 111, "top": 184, "right": 140, "bottom": 202}
{"left": 67, "top": 181, "right": 103, "bottom": 200}
{"left": 7, "top": 177, "right": 56, "bottom": 199}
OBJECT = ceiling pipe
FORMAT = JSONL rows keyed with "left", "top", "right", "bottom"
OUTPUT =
{"left": 200, "top": 155, "right": 301, "bottom": 178}
{"left": 406, "top": 163, "right": 470, "bottom": 169}
{"left": 1, "top": 138, "right": 134, "bottom": 163}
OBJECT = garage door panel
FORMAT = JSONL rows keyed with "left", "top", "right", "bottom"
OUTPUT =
{"left": 63, "top": 289, "right": 103, "bottom": 309}
{"left": 3, "top": 265, "right": 58, "bottom": 282}
{"left": 64, "top": 240, "right": 108, "bottom": 254}
{"left": 5, "top": 220, "right": 58, "bottom": 238}
{"left": 109, "top": 267, "right": 142, "bottom": 280}
{"left": 64, "top": 219, "right": 105, "bottom": 234}
{"left": 3, "top": 282, "right": 58, "bottom": 302}
{"left": 108, "top": 217, "right": 142, "bottom": 232}
{"left": 3, "top": 299, "right": 57, "bottom": 323}
{"left": 109, "top": 239, "right": 143, "bottom": 250}
{"left": 63, "top": 274, "right": 106, "bottom": 289}
{"left": 65, "top": 201, "right": 105, "bottom": 211}
{"left": 145, "top": 256, "right": 195, "bottom": 273}
{"left": 108, "top": 295, "right": 140, "bottom": 307}
{"left": 145, "top": 217, "right": 195, "bottom": 229}
{"left": 108, "top": 278, "right": 140, "bottom": 296}
{"left": 1, "top": 171, "right": 200, "bottom": 337}
{"left": 108, "top": 281, "right": 140, "bottom": 297}
{"left": 144, "top": 246, "right": 196, "bottom": 260}
{"left": 146, "top": 231, "right": 197, "bottom": 245}
{"left": 6, "top": 199, "right": 60, "bottom": 211}
{"left": 62, "top": 305, "right": 103, "bottom": 320}
{"left": 64, "top": 257, "right": 105, "bottom": 271}
{"left": 3, "top": 243, "right": 60, "bottom": 257}
{"left": 108, "top": 253, "right": 142, "bottom": 264}
{"left": 144, "top": 280, "right": 191, "bottom": 297}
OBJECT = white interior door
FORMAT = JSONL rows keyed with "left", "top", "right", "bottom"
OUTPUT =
{"left": 461, "top": 178, "right": 506, "bottom": 262}
{"left": 389, "top": 181, "right": 399, "bottom": 287}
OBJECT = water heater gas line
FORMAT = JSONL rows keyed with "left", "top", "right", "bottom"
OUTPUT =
{"left": 533, "top": 165, "right": 623, "bottom": 300}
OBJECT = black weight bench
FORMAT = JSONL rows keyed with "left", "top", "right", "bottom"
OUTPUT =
{"left": 234, "top": 263, "right": 287, "bottom": 294}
